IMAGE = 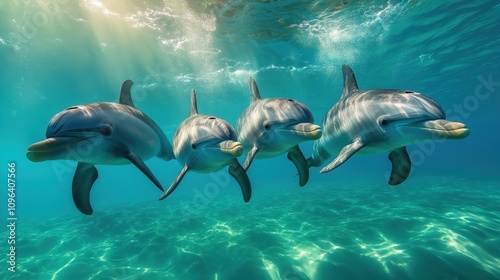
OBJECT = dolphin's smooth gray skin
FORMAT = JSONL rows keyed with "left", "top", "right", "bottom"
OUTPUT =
{"left": 237, "top": 77, "right": 322, "bottom": 186}
{"left": 159, "top": 89, "right": 251, "bottom": 202}
{"left": 27, "top": 80, "right": 174, "bottom": 215}
{"left": 308, "top": 65, "right": 470, "bottom": 185}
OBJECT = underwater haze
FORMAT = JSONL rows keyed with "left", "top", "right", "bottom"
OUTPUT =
{"left": 2, "top": 0, "right": 500, "bottom": 279}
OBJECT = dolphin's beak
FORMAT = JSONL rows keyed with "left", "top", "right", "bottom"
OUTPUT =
{"left": 401, "top": 120, "right": 470, "bottom": 140}
{"left": 284, "top": 123, "right": 322, "bottom": 140}
{"left": 26, "top": 137, "right": 87, "bottom": 162}
{"left": 218, "top": 140, "right": 244, "bottom": 157}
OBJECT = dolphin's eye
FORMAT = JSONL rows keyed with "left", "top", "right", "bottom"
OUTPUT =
{"left": 100, "top": 125, "right": 113, "bottom": 136}
{"left": 191, "top": 143, "right": 197, "bottom": 149}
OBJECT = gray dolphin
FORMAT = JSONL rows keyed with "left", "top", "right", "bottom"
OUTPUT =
{"left": 27, "top": 80, "right": 174, "bottom": 215}
{"left": 308, "top": 65, "right": 470, "bottom": 185}
{"left": 237, "top": 77, "right": 322, "bottom": 186}
{"left": 159, "top": 89, "right": 251, "bottom": 202}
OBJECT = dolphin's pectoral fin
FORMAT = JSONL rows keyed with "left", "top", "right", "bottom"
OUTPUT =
{"left": 159, "top": 165, "right": 189, "bottom": 201}
{"left": 388, "top": 147, "right": 411, "bottom": 185}
{"left": 320, "top": 140, "right": 364, "bottom": 173}
{"left": 124, "top": 151, "right": 164, "bottom": 192}
{"left": 72, "top": 162, "right": 98, "bottom": 215}
{"left": 243, "top": 146, "right": 258, "bottom": 171}
{"left": 228, "top": 159, "right": 252, "bottom": 202}
{"left": 119, "top": 80, "right": 136, "bottom": 108}
{"left": 287, "top": 146, "right": 309, "bottom": 187}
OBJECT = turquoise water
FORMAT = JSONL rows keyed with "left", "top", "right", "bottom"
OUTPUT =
{"left": 2, "top": 0, "right": 500, "bottom": 279}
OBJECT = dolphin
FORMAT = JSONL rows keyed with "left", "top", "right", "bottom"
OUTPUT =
{"left": 159, "top": 89, "right": 251, "bottom": 202}
{"left": 27, "top": 80, "right": 174, "bottom": 215}
{"left": 307, "top": 65, "right": 470, "bottom": 185}
{"left": 236, "top": 77, "right": 322, "bottom": 186}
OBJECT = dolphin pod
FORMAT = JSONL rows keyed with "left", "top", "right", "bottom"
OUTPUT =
{"left": 27, "top": 65, "right": 470, "bottom": 214}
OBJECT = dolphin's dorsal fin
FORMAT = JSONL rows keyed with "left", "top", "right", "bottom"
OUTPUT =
{"left": 190, "top": 89, "right": 198, "bottom": 117}
{"left": 341, "top": 64, "right": 359, "bottom": 98}
{"left": 119, "top": 80, "right": 136, "bottom": 108}
{"left": 249, "top": 77, "right": 262, "bottom": 103}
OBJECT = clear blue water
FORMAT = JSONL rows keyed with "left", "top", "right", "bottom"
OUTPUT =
{"left": 1, "top": 1, "right": 500, "bottom": 279}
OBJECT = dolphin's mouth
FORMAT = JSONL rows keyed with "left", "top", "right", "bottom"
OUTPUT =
{"left": 184, "top": 140, "right": 243, "bottom": 166}
{"left": 280, "top": 123, "right": 322, "bottom": 140}
{"left": 26, "top": 136, "right": 89, "bottom": 162}
{"left": 218, "top": 140, "right": 244, "bottom": 156}
{"left": 194, "top": 140, "right": 243, "bottom": 156}
{"left": 399, "top": 119, "right": 470, "bottom": 140}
